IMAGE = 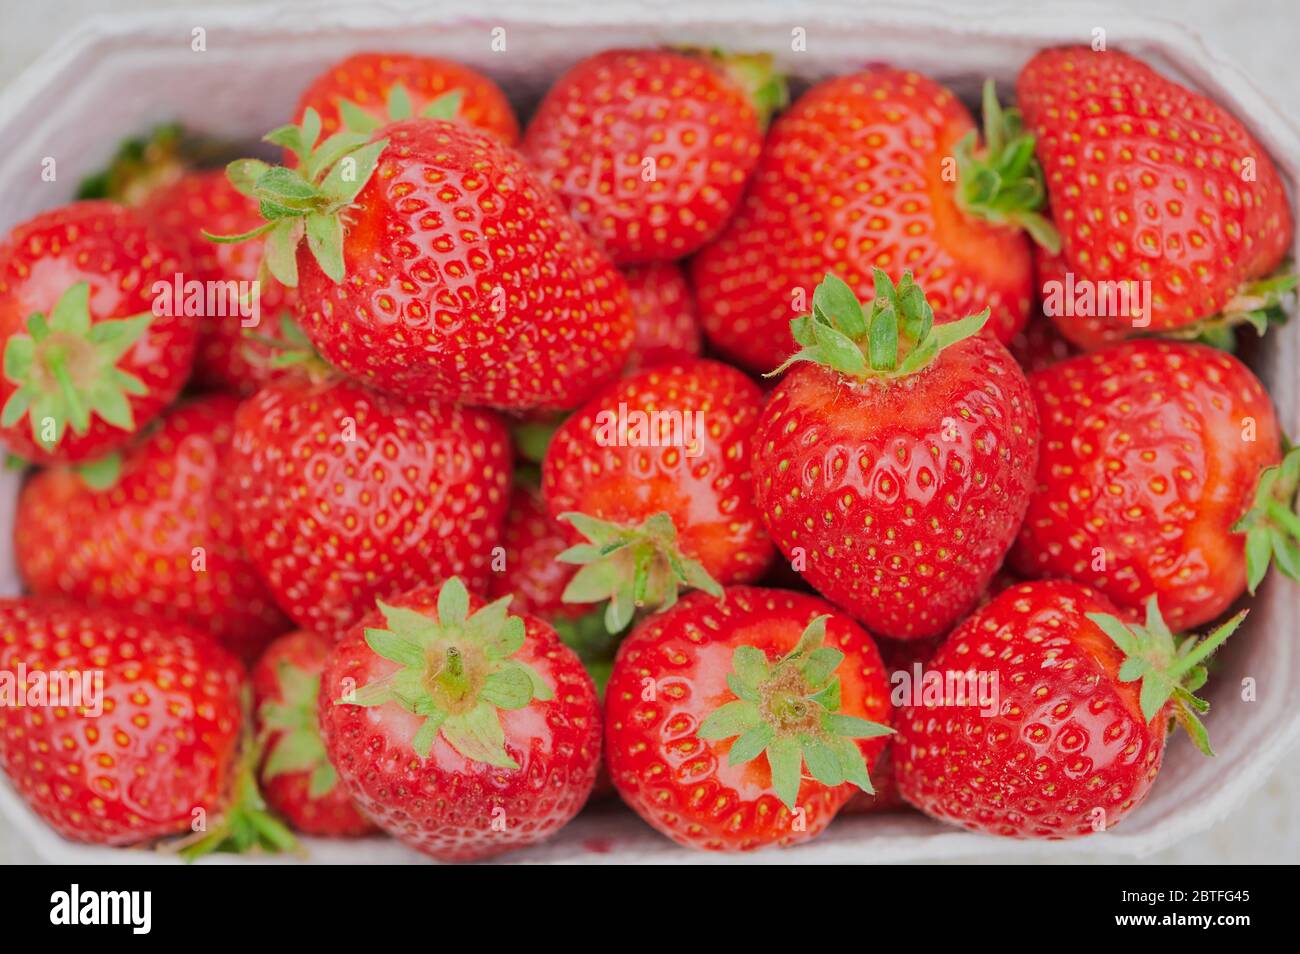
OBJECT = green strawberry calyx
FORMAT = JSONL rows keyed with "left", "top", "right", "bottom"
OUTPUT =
{"left": 1234, "top": 445, "right": 1300, "bottom": 593}
{"left": 954, "top": 79, "right": 1061, "bottom": 253}
{"left": 337, "top": 83, "right": 464, "bottom": 135}
{"left": 338, "top": 578, "right": 552, "bottom": 770}
{"left": 697, "top": 615, "right": 893, "bottom": 811}
{"left": 770, "top": 270, "right": 989, "bottom": 380}
{"left": 1171, "top": 267, "right": 1299, "bottom": 350}
{"left": 699, "top": 50, "right": 789, "bottom": 130}
{"left": 1, "top": 281, "right": 152, "bottom": 451}
{"left": 203, "top": 108, "right": 389, "bottom": 288}
{"left": 557, "top": 510, "right": 723, "bottom": 634}
{"left": 258, "top": 658, "right": 337, "bottom": 799}
{"left": 243, "top": 312, "right": 335, "bottom": 381}
{"left": 1086, "top": 596, "right": 1248, "bottom": 757}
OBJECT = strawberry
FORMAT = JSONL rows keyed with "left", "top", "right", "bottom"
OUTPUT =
{"left": 139, "top": 170, "right": 292, "bottom": 393}
{"left": 318, "top": 577, "right": 601, "bottom": 860}
{"left": 229, "top": 372, "right": 512, "bottom": 635}
{"left": 0, "top": 201, "right": 196, "bottom": 465}
{"left": 752, "top": 272, "right": 1039, "bottom": 639}
{"left": 692, "top": 72, "right": 1056, "bottom": 375}
{"left": 1011, "top": 340, "right": 1298, "bottom": 630}
{"left": 212, "top": 116, "right": 633, "bottom": 411}
{"left": 521, "top": 49, "right": 782, "bottom": 264}
{"left": 15, "top": 395, "right": 289, "bottom": 661}
{"left": 1018, "top": 46, "right": 1294, "bottom": 348}
{"left": 894, "top": 580, "right": 1245, "bottom": 838}
{"left": 605, "top": 586, "right": 892, "bottom": 850}
{"left": 293, "top": 51, "right": 519, "bottom": 145}
{"left": 622, "top": 261, "right": 703, "bottom": 373}
{"left": 541, "top": 357, "right": 774, "bottom": 631}
{"left": 252, "top": 629, "right": 375, "bottom": 836}
{"left": 0, "top": 600, "right": 245, "bottom": 846}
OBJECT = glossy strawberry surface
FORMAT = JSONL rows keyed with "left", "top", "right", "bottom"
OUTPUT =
{"left": 0, "top": 599, "right": 243, "bottom": 846}
{"left": 522, "top": 49, "right": 763, "bottom": 264}
{"left": 318, "top": 582, "right": 601, "bottom": 860}
{"left": 293, "top": 119, "right": 634, "bottom": 411}
{"left": 229, "top": 375, "right": 512, "bottom": 634}
{"left": 894, "top": 581, "right": 1166, "bottom": 838}
{"left": 1011, "top": 340, "right": 1279, "bottom": 630}
{"left": 294, "top": 51, "right": 519, "bottom": 145}
{"left": 622, "top": 261, "right": 703, "bottom": 373}
{"left": 1018, "top": 47, "right": 1293, "bottom": 346}
{"left": 605, "top": 586, "right": 891, "bottom": 850}
{"left": 16, "top": 395, "right": 289, "bottom": 661}
{"left": 0, "top": 201, "right": 195, "bottom": 463}
{"left": 753, "top": 336, "right": 1038, "bottom": 639}
{"left": 140, "top": 170, "right": 293, "bottom": 393}
{"left": 542, "top": 358, "right": 774, "bottom": 585}
{"left": 692, "top": 69, "right": 1033, "bottom": 374}
{"left": 252, "top": 629, "right": 375, "bottom": 836}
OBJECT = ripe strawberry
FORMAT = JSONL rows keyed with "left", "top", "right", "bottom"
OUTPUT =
{"left": 139, "top": 170, "right": 292, "bottom": 393}
{"left": 252, "top": 630, "right": 375, "bottom": 836}
{"left": 213, "top": 116, "right": 633, "bottom": 411}
{"left": 542, "top": 357, "right": 774, "bottom": 631}
{"left": 1018, "top": 47, "right": 1294, "bottom": 348}
{"left": 318, "top": 577, "right": 601, "bottom": 860}
{"left": 293, "top": 51, "right": 519, "bottom": 145}
{"left": 622, "top": 262, "right": 703, "bottom": 373}
{"left": 521, "top": 49, "right": 782, "bottom": 264}
{"left": 1011, "top": 340, "right": 1298, "bottom": 630}
{"left": 894, "top": 580, "right": 1245, "bottom": 838}
{"left": 0, "top": 201, "right": 196, "bottom": 464}
{"left": 605, "top": 586, "right": 892, "bottom": 850}
{"left": 753, "top": 272, "right": 1039, "bottom": 639}
{"left": 229, "top": 373, "right": 512, "bottom": 635}
{"left": 15, "top": 395, "right": 289, "bottom": 661}
{"left": 0, "top": 600, "right": 244, "bottom": 846}
{"left": 692, "top": 72, "right": 1055, "bottom": 375}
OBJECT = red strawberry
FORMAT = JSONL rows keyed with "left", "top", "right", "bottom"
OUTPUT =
{"left": 0, "top": 600, "right": 244, "bottom": 846}
{"left": 1011, "top": 340, "right": 1297, "bottom": 630}
{"left": 15, "top": 395, "right": 289, "bottom": 661}
{"left": 229, "top": 374, "right": 512, "bottom": 635}
{"left": 214, "top": 117, "right": 633, "bottom": 411}
{"left": 318, "top": 577, "right": 601, "bottom": 861}
{"left": 894, "top": 580, "right": 1245, "bottom": 838}
{"left": 0, "top": 201, "right": 196, "bottom": 464}
{"left": 542, "top": 357, "right": 774, "bottom": 631}
{"left": 521, "top": 49, "right": 781, "bottom": 264}
{"left": 622, "top": 262, "right": 703, "bottom": 373}
{"left": 252, "top": 630, "right": 375, "bottom": 836}
{"left": 752, "top": 272, "right": 1039, "bottom": 639}
{"left": 692, "top": 72, "right": 1055, "bottom": 375}
{"left": 1018, "top": 47, "right": 1294, "bottom": 348}
{"left": 139, "top": 170, "right": 292, "bottom": 393}
{"left": 293, "top": 51, "right": 519, "bottom": 145}
{"left": 605, "top": 586, "right": 892, "bottom": 851}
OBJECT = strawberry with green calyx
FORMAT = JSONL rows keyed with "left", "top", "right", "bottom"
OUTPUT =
{"left": 319, "top": 578, "right": 601, "bottom": 860}
{"left": 1087, "top": 596, "right": 1247, "bottom": 758}
{"left": 557, "top": 511, "right": 724, "bottom": 634}
{"left": 293, "top": 51, "right": 520, "bottom": 145}
{"left": 953, "top": 80, "right": 1060, "bottom": 254}
{"left": 753, "top": 270, "right": 1038, "bottom": 640}
{"left": 0, "top": 202, "right": 195, "bottom": 465}
{"left": 697, "top": 615, "right": 893, "bottom": 811}
{"left": 605, "top": 586, "right": 892, "bottom": 851}
{"left": 1234, "top": 445, "right": 1300, "bottom": 594}
{"left": 204, "top": 109, "right": 387, "bottom": 289}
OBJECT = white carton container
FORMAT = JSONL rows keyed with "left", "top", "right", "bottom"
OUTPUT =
{"left": 0, "top": 0, "right": 1297, "bottom": 863}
